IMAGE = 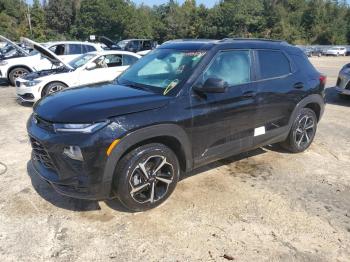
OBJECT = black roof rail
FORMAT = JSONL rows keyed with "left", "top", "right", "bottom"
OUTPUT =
{"left": 220, "top": 38, "right": 289, "bottom": 45}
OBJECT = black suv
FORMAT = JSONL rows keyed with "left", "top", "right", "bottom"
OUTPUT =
{"left": 27, "top": 39, "right": 326, "bottom": 211}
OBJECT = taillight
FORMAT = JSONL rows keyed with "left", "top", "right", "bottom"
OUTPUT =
{"left": 319, "top": 75, "right": 327, "bottom": 86}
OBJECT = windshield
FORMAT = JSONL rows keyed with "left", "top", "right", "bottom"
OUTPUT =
{"left": 118, "top": 48, "right": 206, "bottom": 95}
{"left": 68, "top": 53, "right": 96, "bottom": 69}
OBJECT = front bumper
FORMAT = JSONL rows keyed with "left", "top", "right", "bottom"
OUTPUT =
{"left": 336, "top": 86, "right": 350, "bottom": 95}
{"left": 16, "top": 80, "right": 42, "bottom": 102}
{"left": 27, "top": 114, "right": 117, "bottom": 200}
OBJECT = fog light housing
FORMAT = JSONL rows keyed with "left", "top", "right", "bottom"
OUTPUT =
{"left": 63, "top": 146, "right": 83, "bottom": 161}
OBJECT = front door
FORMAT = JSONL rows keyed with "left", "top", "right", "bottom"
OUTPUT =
{"left": 78, "top": 54, "right": 128, "bottom": 85}
{"left": 189, "top": 49, "right": 258, "bottom": 166}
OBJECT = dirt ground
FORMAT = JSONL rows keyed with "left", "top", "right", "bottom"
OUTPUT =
{"left": 0, "top": 56, "right": 350, "bottom": 262}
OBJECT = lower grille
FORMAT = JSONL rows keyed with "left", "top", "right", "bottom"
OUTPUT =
{"left": 30, "top": 137, "right": 55, "bottom": 169}
{"left": 346, "top": 81, "right": 350, "bottom": 90}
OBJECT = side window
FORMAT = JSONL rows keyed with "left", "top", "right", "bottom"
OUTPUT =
{"left": 82, "top": 45, "right": 96, "bottom": 53}
{"left": 104, "top": 54, "right": 122, "bottom": 67}
{"left": 93, "top": 54, "right": 122, "bottom": 68}
{"left": 142, "top": 41, "right": 151, "bottom": 51}
{"left": 257, "top": 50, "right": 291, "bottom": 80}
{"left": 203, "top": 50, "right": 251, "bottom": 86}
{"left": 67, "top": 44, "right": 82, "bottom": 55}
{"left": 122, "top": 55, "right": 138, "bottom": 66}
{"left": 49, "top": 44, "right": 65, "bottom": 56}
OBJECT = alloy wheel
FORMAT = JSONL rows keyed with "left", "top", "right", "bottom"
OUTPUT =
{"left": 129, "top": 155, "right": 174, "bottom": 204}
{"left": 48, "top": 84, "right": 65, "bottom": 94}
{"left": 12, "top": 69, "right": 27, "bottom": 79}
{"left": 294, "top": 114, "right": 315, "bottom": 148}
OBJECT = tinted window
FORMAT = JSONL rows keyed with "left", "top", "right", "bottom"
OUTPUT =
{"left": 123, "top": 55, "right": 138, "bottom": 66}
{"left": 68, "top": 44, "right": 82, "bottom": 55}
{"left": 257, "top": 50, "right": 291, "bottom": 80}
{"left": 82, "top": 45, "right": 96, "bottom": 53}
{"left": 203, "top": 50, "right": 251, "bottom": 86}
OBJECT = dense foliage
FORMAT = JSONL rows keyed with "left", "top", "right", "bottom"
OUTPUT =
{"left": 0, "top": 0, "right": 349, "bottom": 44}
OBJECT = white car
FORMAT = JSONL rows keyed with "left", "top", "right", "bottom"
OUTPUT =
{"left": 16, "top": 41, "right": 140, "bottom": 103}
{"left": 0, "top": 37, "right": 103, "bottom": 85}
{"left": 325, "top": 46, "right": 347, "bottom": 56}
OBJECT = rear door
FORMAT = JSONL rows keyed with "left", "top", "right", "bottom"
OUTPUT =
{"left": 252, "top": 49, "right": 302, "bottom": 144}
{"left": 190, "top": 49, "right": 258, "bottom": 165}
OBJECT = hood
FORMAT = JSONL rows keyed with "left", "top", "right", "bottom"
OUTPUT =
{"left": 0, "top": 35, "right": 29, "bottom": 58}
{"left": 34, "top": 82, "right": 171, "bottom": 123}
{"left": 23, "top": 67, "right": 72, "bottom": 81}
{"left": 99, "top": 36, "right": 121, "bottom": 50}
{"left": 21, "top": 37, "right": 73, "bottom": 70}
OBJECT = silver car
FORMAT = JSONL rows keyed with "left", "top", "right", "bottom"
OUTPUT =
{"left": 336, "top": 63, "right": 350, "bottom": 96}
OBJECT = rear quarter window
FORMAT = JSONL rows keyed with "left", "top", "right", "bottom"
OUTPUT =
{"left": 256, "top": 50, "right": 291, "bottom": 80}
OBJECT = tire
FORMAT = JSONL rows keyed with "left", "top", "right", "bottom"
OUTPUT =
{"left": 8, "top": 67, "right": 30, "bottom": 86}
{"left": 281, "top": 108, "right": 317, "bottom": 153}
{"left": 114, "top": 143, "right": 180, "bottom": 212}
{"left": 42, "top": 82, "right": 67, "bottom": 97}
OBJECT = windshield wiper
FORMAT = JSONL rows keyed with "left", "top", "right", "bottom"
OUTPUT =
{"left": 117, "top": 79, "right": 153, "bottom": 92}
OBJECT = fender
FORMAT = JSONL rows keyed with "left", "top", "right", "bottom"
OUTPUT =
{"left": 288, "top": 94, "right": 325, "bottom": 128}
{"left": 101, "top": 124, "right": 193, "bottom": 198}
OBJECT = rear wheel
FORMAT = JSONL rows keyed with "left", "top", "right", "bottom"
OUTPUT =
{"left": 42, "top": 82, "right": 67, "bottom": 97}
{"left": 8, "top": 67, "right": 30, "bottom": 86}
{"left": 281, "top": 108, "right": 317, "bottom": 153}
{"left": 114, "top": 143, "right": 180, "bottom": 212}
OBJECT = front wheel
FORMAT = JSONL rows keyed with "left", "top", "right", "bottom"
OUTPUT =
{"left": 281, "top": 108, "right": 317, "bottom": 153}
{"left": 42, "top": 82, "right": 67, "bottom": 97}
{"left": 8, "top": 67, "right": 30, "bottom": 86}
{"left": 114, "top": 143, "right": 180, "bottom": 212}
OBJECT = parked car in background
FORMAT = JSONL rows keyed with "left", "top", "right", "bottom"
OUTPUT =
{"left": 336, "top": 63, "right": 350, "bottom": 97}
{"left": 0, "top": 35, "right": 30, "bottom": 60}
{"left": 0, "top": 38, "right": 103, "bottom": 85}
{"left": 117, "top": 39, "right": 157, "bottom": 54}
{"left": 27, "top": 38, "right": 326, "bottom": 211}
{"left": 16, "top": 42, "right": 140, "bottom": 102}
{"left": 325, "top": 46, "right": 347, "bottom": 56}
{"left": 310, "top": 47, "right": 323, "bottom": 57}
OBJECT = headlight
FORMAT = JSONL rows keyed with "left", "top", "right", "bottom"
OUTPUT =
{"left": 23, "top": 80, "right": 41, "bottom": 87}
{"left": 53, "top": 121, "right": 109, "bottom": 133}
{"left": 0, "top": 60, "right": 8, "bottom": 66}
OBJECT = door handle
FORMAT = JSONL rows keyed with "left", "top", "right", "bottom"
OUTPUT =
{"left": 293, "top": 82, "right": 304, "bottom": 89}
{"left": 242, "top": 91, "right": 256, "bottom": 98}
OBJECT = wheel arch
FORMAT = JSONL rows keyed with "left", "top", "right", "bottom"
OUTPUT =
{"left": 101, "top": 124, "right": 193, "bottom": 197}
{"left": 288, "top": 94, "right": 325, "bottom": 127}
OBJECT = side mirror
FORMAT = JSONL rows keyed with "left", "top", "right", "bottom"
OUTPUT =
{"left": 194, "top": 78, "right": 228, "bottom": 94}
{"left": 85, "top": 62, "right": 97, "bottom": 71}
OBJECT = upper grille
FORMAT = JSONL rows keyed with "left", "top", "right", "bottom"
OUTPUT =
{"left": 30, "top": 137, "right": 55, "bottom": 170}
{"left": 34, "top": 115, "right": 54, "bottom": 131}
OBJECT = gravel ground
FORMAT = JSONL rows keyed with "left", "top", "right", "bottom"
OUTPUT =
{"left": 0, "top": 56, "right": 350, "bottom": 262}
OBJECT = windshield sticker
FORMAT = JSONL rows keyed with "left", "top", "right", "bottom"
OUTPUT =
{"left": 184, "top": 51, "right": 206, "bottom": 57}
{"left": 163, "top": 79, "right": 180, "bottom": 95}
